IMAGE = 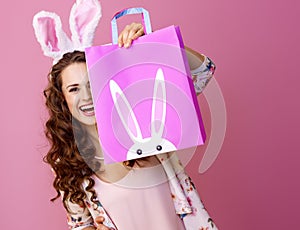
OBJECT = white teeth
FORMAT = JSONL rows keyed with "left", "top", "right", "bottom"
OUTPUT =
{"left": 80, "top": 104, "right": 94, "bottom": 112}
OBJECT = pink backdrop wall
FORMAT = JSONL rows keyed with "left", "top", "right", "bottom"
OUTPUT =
{"left": 1, "top": 0, "right": 299, "bottom": 229}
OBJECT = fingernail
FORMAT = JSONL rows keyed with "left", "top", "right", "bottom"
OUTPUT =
{"left": 124, "top": 42, "right": 130, "bottom": 48}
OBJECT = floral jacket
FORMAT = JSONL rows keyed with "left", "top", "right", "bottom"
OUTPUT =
{"left": 65, "top": 56, "right": 218, "bottom": 230}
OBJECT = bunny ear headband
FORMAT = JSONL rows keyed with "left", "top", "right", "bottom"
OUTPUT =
{"left": 33, "top": 0, "right": 102, "bottom": 64}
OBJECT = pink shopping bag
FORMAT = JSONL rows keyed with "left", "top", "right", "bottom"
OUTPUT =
{"left": 85, "top": 8, "right": 206, "bottom": 164}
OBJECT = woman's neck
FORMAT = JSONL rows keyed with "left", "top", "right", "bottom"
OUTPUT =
{"left": 84, "top": 123, "right": 104, "bottom": 160}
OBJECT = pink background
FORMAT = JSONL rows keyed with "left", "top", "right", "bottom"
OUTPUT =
{"left": 1, "top": 0, "right": 299, "bottom": 229}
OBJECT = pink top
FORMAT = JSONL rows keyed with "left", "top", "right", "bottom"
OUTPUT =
{"left": 93, "top": 164, "right": 185, "bottom": 230}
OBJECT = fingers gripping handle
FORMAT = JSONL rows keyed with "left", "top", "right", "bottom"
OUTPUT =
{"left": 111, "top": 7, "right": 152, "bottom": 44}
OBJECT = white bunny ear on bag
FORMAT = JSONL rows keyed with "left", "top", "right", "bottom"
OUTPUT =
{"left": 109, "top": 80, "right": 143, "bottom": 143}
{"left": 32, "top": 11, "right": 73, "bottom": 62}
{"left": 151, "top": 68, "right": 167, "bottom": 138}
{"left": 69, "top": 0, "right": 102, "bottom": 48}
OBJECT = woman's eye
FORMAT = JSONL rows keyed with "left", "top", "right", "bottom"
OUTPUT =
{"left": 69, "top": 87, "right": 79, "bottom": 93}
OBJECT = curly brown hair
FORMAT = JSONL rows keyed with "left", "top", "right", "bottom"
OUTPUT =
{"left": 44, "top": 51, "right": 137, "bottom": 213}
{"left": 43, "top": 51, "right": 105, "bottom": 213}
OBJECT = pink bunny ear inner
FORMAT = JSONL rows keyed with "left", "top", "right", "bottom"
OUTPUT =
{"left": 37, "top": 17, "right": 60, "bottom": 51}
{"left": 70, "top": 0, "right": 102, "bottom": 45}
{"left": 74, "top": 2, "right": 97, "bottom": 42}
{"left": 33, "top": 11, "right": 72, "bottom": 61}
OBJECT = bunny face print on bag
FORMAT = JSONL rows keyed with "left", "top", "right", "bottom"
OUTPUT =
{"left": 87, "top": 39, "right": 206, "bottom": 164}
{"left": 110, "top": 68, "right": 177, "bottom": 160}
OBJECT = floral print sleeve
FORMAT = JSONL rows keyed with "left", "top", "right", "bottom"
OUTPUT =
{"left": 62, "top": 181, "right": 118, "bottom": 230}
{"left": 159, "top": 152, "right": 219, "bottom": 230}
{"left": 191, "top": 55, "right": 216, "bottom": 95}
{"left": 65, "top": 199, "right": 94, "bottom": 230}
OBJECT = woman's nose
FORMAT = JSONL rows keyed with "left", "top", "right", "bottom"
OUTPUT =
{"left": 81, "top": 85, "right": 92, "bottom": 101}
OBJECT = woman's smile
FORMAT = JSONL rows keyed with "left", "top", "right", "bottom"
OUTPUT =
{"left": 79, "top": 103, "right": 95, "bottom": 116}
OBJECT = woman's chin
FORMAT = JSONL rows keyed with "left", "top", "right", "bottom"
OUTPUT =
{"left": 81, "top": 118, "right": 96, "bottom": 126}
{"left": 72, "top": 114, "right": 96, "bottom": 126}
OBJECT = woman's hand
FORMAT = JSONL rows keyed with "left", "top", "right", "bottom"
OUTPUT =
{"left": 118, "top": 22, "right": 144, "bottom": 48}
{"left": 95, "top": 216, "right": 111, "bottom": 230}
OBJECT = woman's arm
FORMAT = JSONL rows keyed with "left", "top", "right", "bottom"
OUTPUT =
{"left": 185, "top": 46, "right": 216, "bottom": 95}
{"left": 111, "top": 24, "right": 215, "bottom": 95}
{"left": 64, "top": 196, "right": 113, "bottom": 230}
{"left": 82, "top": 216, "right": 111, "bottom": 230}
{"left": 185, "top": 46, "right": 205, "bottom": 69}
{"left": 117, "top": 26, "right": 216, "bottom": 96}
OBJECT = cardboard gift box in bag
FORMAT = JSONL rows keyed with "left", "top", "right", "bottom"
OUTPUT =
{"left": 85, "top": 8, "right": 206, "bottom": 164}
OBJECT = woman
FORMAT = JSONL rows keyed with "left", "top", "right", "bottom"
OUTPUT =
{"left": 33, "top": 0, "right": 216, "bottom": 230}
{"left": 43, "top": 24, "right": 217, "bottom": 230}
{"left": 34, "top": 2, "right": 217, "bottom": 228}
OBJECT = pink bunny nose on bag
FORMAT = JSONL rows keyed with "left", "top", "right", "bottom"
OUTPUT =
{"left": 85, "top": 8, "right": 206, "bottom": 164}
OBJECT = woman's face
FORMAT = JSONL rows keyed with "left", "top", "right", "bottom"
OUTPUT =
{"left": 61, "top": 62, "right": 96, "bottom": 126}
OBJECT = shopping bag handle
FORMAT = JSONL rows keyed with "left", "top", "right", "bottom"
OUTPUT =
{"left": 111, "top": 7, "right": 152, "bottom": 44}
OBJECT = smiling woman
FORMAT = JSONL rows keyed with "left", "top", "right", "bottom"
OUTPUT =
{"left": 35, "top": 1, "right": 218, "bottom": 229}
{"left": 43, "top": 49, "right": 218, "bottom": 230}
{"left": 61, "top": 62, "right": 96, "bottom": 125}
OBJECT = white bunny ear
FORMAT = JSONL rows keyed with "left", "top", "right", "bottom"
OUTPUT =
{"left": 151, "top": 68, "right": 167, "bottom": 137}
{"left": 32, "top": 11, "right": 72, "bottom": 61}
{"left": 109, "top": 80, "right": 143, "bottom": 143}
{"left": 69, "top": 0, "right": 102, "bottom": 48}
